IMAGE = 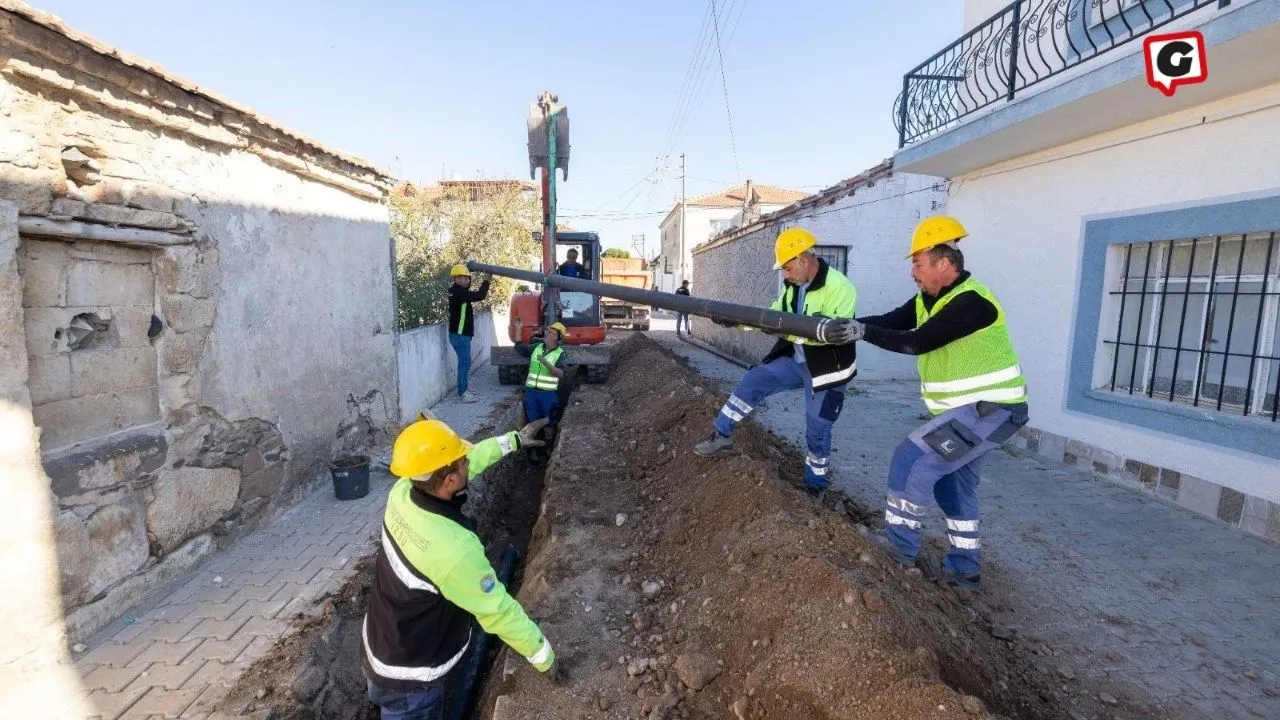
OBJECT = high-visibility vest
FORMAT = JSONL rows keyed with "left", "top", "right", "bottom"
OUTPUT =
{"left": 525, "top": 345, "right": 564, "bottom": 391}
{"left": 915, "top": 277, "right": 1027, "bottom": 415}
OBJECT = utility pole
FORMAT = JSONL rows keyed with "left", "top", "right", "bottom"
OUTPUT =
{"left": 679, "top": 153, "right": 687, "bottom": 284}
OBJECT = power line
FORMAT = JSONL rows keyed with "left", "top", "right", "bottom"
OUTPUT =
{"left": 709, "top": 0, "right": 741, "bottom": 182}
{"left": 665, "top": 0, "right": 749, "bottom": 160}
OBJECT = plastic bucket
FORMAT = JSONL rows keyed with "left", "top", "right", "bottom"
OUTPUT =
{"left": 331, "top": 455, "right": 370, "bottom": 501}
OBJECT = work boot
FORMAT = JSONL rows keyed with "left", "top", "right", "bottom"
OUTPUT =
{"left": 460, "top": 391, "right": 479, "bottom": 404}
{"left": 693, "top": 432, "right": 733, "bottom": 456}
{"left": 869, "top": 534, "right": 915, "bottom": 568}
{"left": 804, "top": 484, "right": 826, "bottom": 501}
{"left": 918, "top": 552, "right": 981, "bottom": 591}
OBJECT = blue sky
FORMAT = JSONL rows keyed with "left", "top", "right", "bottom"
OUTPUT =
{"left": 37, "top": 0, "right": 962, "bottom": 251}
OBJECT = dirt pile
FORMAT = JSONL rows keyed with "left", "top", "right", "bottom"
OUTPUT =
{"left": 481, "top": 335, "right": 1069, "bottom": 720}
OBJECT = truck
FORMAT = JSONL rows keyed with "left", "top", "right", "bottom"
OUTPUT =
{"left": 599, "top": 257, "right": 651, "bottom": 331}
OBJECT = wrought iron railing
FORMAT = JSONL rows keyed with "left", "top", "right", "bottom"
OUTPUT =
{"left": 895, "top": 0, "right": 1229, "bottom": 148}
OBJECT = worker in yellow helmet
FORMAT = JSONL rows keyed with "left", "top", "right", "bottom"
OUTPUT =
{"left": 448, "top": 263, "right": 490, "bottom": 403}
{"left": 512, "top": 320, "right": 569, "bottom": 465}
{"left": 363, "top": 416, "right": 565, "bottom": 717}
{"left": 694, "top": 227, "right": 860, "bottom": 499}
{"left": 851, "top": 216, "right": 1029, "bottom": 591}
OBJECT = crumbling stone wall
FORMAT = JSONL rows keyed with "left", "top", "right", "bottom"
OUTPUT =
{"left": 0, "top": 2, "right": 399, "bottom": 645}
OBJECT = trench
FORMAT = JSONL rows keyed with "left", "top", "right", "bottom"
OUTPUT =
{"left": 215, "top": 336, "right": 1161, "bottom": 720}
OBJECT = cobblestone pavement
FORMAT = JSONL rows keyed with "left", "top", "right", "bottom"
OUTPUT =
{"left": 73, "top": 366, "right": 516, "bottom": 720}
{"left": 653, "top": 327, "right": 1280, "bottom": 720}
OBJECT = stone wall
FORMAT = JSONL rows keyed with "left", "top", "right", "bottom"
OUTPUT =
{"left": 0, "top": 2, "right": 398, "bottom": 650}
{"left": 691, "top": 169, "right": 944, "bottom": 379}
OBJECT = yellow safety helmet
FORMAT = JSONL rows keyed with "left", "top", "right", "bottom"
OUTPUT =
{"left": 389, "top": 419, "right": 473, "bottom": 479}
{"left": 547, "top": 322, "right": 567, "bottom": 338}
{"left": 774, "top": 228, "right": 817, "bottom": 269}
{"left": 907, "top": 216, "right": 968, "bottom": 258}
{"left": 450, "top": 263, "right": 471, "bottom": 277}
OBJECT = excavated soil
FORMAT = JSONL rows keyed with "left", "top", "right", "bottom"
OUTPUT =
{"left": 479, "top": 335, "right": 1164, "bottom": 720}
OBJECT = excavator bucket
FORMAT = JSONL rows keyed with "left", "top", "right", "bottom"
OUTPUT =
{"left": 527, "top": 92, "right": 570, "bottom": 180}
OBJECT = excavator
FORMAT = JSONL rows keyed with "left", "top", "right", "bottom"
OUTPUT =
{"left": 477, "top": 92, "right": 857, "bottom": 385}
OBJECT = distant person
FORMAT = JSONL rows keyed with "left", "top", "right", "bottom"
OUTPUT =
{"left": 513, "top": 320, "right": 568, "bottom": 465}
{"left": 447, "top": 264, "right": 489, "bottom": 403}
{"left": 675, "top": 280, "right": 692, "bottom": 335}
{"left": 557, "top": 249, "right": 586, "bottom": 279}
{"left": 364, "top": 417, "right": 565, "bottom": 719}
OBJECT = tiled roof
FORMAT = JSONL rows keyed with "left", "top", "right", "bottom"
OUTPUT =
{"left": 685, "top": 183, "right": 809, "bottom": 208}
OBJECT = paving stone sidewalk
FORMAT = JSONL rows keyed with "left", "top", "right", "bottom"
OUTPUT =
{"left": 73, "top": 370, "right": 515, "bottom": 720}
{"left": 654, "top": 328, "right": 1280, "bottom": 720}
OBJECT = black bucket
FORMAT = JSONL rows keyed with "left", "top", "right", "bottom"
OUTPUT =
{"left": 330, "top": 455, "right": 370, "bottom": 501}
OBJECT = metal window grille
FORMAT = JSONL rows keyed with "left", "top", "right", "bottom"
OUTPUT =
{"left": 811, "top": 245, "right": 849, "bottom": 275}
{"left": 1102, "top": 232, "right": 1280, "bottom": 420}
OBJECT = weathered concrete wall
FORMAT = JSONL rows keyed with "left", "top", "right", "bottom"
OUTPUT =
{"left": 398, "top": 312, "right": 496, "bottom": 423}
{"left": 692, "top": 171, "right": 944, "bottom": 379}
{"left": 0, "top": 3, "right": 398, "bottom": 646}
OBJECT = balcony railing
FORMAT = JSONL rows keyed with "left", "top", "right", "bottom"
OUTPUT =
{"left": 895, "top": 0, "right": 1229, "bottom": 148}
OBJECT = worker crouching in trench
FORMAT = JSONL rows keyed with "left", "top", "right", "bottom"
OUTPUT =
{"left": 513, "top": 320, "right": 568, "bottom": 466}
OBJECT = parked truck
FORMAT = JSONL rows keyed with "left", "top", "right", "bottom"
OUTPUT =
{"left": 599, "top": 257, "right": 651, "bottom": 331}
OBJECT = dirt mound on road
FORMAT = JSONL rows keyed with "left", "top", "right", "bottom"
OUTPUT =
{"left": 481, "top": 335, "right": 1067, "bottom": 720}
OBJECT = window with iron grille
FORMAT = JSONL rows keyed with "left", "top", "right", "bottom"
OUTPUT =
{"left": 811, "top": 245, "right": 848, "bottom": 275}
{"left": 1102, "top": 232, "right": 1280, "bottom": 420}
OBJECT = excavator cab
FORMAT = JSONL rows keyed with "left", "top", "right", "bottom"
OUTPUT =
{"left": 550, "top": 232, "right": 603, "bottom": 331}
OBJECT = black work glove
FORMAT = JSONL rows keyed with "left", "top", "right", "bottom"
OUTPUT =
{"left": 518, "top": 418, "right": 551, "bottom": 448}
{"left": 818, "top": 319, "right": 865, "bottom": 345}
{"left": 545, "top": 659, "right": 569, "bottom": 686}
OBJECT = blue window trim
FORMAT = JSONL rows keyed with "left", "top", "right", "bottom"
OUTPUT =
{"left": 1068, "top": 190, "right": 1280, "bottom": 461}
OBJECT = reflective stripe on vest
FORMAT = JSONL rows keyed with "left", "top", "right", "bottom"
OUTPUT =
{"left": 456, "top": 302, "right": 468, "bottom": 334}
{"left": 525, "top": 345, "right": 563, "bottom": 391}
{"left": 915, "top": 277, "right": 1026, "bottom": 415}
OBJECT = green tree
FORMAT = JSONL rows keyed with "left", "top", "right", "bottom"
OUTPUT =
{"left": 601, "top": 247, "right": 632, "bottom": 259}
{"left": 391, "top": 183, "right": 540, "bottom": 329}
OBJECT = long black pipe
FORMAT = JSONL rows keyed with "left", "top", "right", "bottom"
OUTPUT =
{"left": 448, "top": 545, "right": 520, "bottom": 720}
{"left": 467, "top": 261, "right": 849, "bottom": 343}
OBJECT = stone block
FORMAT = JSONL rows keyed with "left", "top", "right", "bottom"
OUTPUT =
{"left": 26, "top": 352, "right": 70, "bottom": 405}
{"left": 122, "top": 184, "right": 176, "bottom": 214}
{"left": 1091, "top": 447, "right": 1123, "bottom": 473}
{"left": 67, "top": 240, "right": 153, "bottom": 265}
{"left": 1125, "top": 460, "right": 1160, "bottom": 490}
{"left": 1064, "top": 439, "right": 1093, "bottom": 462}
{"left": 44, "top": 428, "right": 168, "bottom": 500}
{"left": 64, "top": 534, "right": 214, "bottom": 644}
{"left": 66, "top": 260, "right": 154, "bottom": 307}
{"left": 112, "top": 305, "right": 158, "bottom": 348}
{"left": 16, "top": 238, "right": 68, "bottom": 307}
{"left": 162, "top": 330, "right": 207, "bottom": 374}
{"left": 54, "top": 495, "right": 150, "bottom": 607}
{"left": 1217, "top": 488, "right": 1246, "bottom": 525}
{"left": 1269, "top": 504, "right": 1280, "bottom": 543}
{"left": 50, "top": 198, "right": 87, "bottom": 218}
{"left": 1175, "top": 475, "right": 1223, "bottom": 519}
{"left": 70, "top": 346, "right": 157, "bottom": 396}
{"left": 1238, "top": 495, "right": 1271, "bottom": 538}
{"left": 160, "top": 372, "right": 195, "bottom": 412}
{"left": 146, "top": 468, "right": 241, "bottom": 553}
{"left": 32, "top": 386, "right": 159, "bottom": 450}
{"left": 159, "top": 293, "right": 216, "bottom": 333}
{"left": 238, "top": 462, "right": 286, "bottom": 504}
{"left": 0, "top": 175, "right": 53, "bottom": 214}
{"left": 21, "top": 305, "right": 81, "bottom": 357}
{"left": 80, "top": 203, "right": 180, "bottom": 230}
{"left": 1036, "top": 430, "right": 1068, "bottom": 463}
{"left": 155, "top": 247, "right": 218, "bottom": 300}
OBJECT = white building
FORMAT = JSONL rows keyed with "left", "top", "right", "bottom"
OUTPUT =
{"left": 692, "top": 161, "right": 948, "bottom": 378}
{"left": 656, "top": 181, "right": 807, "bottom": 291}
{"left": 894, "top": 0, "right": 1280, "bottom": 539}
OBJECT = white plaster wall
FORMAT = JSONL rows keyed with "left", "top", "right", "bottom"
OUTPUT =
{"left": 948, "top": 81, "right": 1280, "bottom": 501}
{"left": 692, "top": 173, "right": 946, "bottom": 380}
{"left": 397, "top": 312, "right": 496, "bottom": 424}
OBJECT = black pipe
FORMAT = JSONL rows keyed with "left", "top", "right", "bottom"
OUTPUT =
{"left": 448, "top": 545, "right": 520, "bottom": 720}
{"left": 467, "top": 261, "right": 849, "bottom": 343}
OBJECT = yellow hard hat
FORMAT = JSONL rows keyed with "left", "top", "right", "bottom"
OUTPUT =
{"left": 774, "top": 228, "right": 817, "bottom": 269}
{"left": 450, "top": 264, "right": 471, "bottom": 277}
{"left": 389, "top": 419, "right": 473, "bottom": 479}
{"left": 547, "top": 322, "right": 567, "bottom": 338}
{"left": 907, "top": 216, "right": 968, "bottom": 258}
